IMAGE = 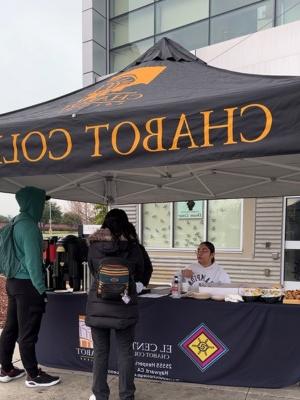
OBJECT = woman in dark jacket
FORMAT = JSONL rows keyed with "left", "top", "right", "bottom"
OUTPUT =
{"left": 86, "top": 209, "right": 144, "bottom": 400}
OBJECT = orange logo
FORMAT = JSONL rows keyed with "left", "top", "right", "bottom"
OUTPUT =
{"left": 79, "top": 315, "right": 93, "bottom": 349}
{"left": 64, "top": 66, "right": 166, "bottom": 111}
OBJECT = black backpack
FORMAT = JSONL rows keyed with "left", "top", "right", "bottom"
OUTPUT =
{"left": 96, "top": 256, "right": 133, "bottom": 301}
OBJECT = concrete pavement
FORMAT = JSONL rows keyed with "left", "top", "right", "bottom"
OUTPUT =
{"left": 0, "top": 335, "right": 299, "bottom": 400}
{"left": 1, "top": 368, "right": 300, "bottom": 400}
{"left": 1, "top": 351, "right": 300, "bottom": 400}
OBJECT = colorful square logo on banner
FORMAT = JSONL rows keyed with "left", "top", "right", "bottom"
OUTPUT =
{"left": 179, "top": 323, "right": 228, "bottom": 372}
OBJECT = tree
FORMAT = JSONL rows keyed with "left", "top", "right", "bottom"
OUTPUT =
{"left": 0, "top": 215, "right": 9, "bottom": 223}
{"left": 67, "top": 201, "right": 97, "bottom": 224}
{"left": 61, "top": 212, "right": 82, "bottom": 225}
{"left": 41, "top": 201, "right": 63, "bottom": 225}
{"left": 93, "top": 204, "right": 108, "bottom": 225}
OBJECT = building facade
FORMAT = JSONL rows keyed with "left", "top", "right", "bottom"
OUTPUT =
{"left": 82, "top": 0, "right": 300, "bottom": 82}
{"left": 82, "top": 0, "right": 300, "bottom": 287}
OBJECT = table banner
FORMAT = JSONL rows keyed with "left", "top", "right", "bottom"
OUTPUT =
{"left": 37, "top": 293, "right": 300, "bottom": 388}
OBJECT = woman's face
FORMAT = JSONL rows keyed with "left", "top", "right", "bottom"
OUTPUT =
{"left": 196, "top": 244, "right": 214, "bottom": 267}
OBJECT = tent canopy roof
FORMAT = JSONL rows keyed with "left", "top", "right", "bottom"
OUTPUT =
{"left": 1, "top": 38, "right": 300, "bottom": 204}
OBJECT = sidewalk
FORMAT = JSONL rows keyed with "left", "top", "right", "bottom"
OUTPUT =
{"left": 1, "top": 344, "right": 300, "bottom": 400}
{"left": 1, "top": 367, "right": 300, "bottom": 400}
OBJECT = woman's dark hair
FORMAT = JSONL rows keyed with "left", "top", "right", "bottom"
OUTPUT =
{"left": 128, "top": 222, "right": 140, "bottom": 243}
{"left": 102, "top": 208, "right": 133, "bottom": 241}
{"left": 200, "top": 241, "right": 215, "bottom": 263}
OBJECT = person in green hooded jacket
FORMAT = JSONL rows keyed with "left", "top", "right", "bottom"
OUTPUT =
{"left": 0, "top": 186, "right": 60, "bottom": 387}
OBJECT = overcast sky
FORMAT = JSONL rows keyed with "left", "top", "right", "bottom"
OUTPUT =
{"left": 0, "top": 0, "right": 82, "bottom": 217}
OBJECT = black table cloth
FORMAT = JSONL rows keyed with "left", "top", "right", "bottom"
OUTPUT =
{"left": 36, "top": 292, "right": 300, "bottom": 388}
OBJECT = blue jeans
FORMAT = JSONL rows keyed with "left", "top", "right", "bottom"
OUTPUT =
{"left": 91, "top": 325, "right": 135, "bottom": 400}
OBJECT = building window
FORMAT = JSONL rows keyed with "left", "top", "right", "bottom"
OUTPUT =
{"left": 155, "top": 0, "right": 209, "bottom": 34}
{"left": 173, "top": 201, "right": 206, "bottom": 248}
{"left": 93, "top": 42, "right": 107, "bottom": 75}
{"left": 110, "top": 5, "right": 154, "bottom": 48}
{"left": 285, "top": 198, "right": 300, "bottom": 241}
{"left": 210, "top": 0, "right": 274, "bottom": 44}
{"left": 93, "top": 11, "right": 106, "bottom": 48}
{"left": 143, "top": 202, "right": 171, "bottom": 247}
{"left": 110, "top": 0, "right": 153, "bottom": 18}
{"left": 284, "top": 198, "right": 300, "bottom": 284}
{"left": 210, "top": 0, "right": 262, "bottom": 16}
{"left": 110, "top": 38, "right": 154, "bottom": 72}
{"left": 207, "top": 199, "right": 242, "bottom": 249}
{"left": 284, "top": 249, "right": 300, "bottom": 282}
{"left": 142, "top": 199, "right": 243, "bottom": 250}
{"left": 156, "top": 20, "right": 209, "bottom": 50}
{"left": 276, "top": 0, "right": 300, "bottom": 25}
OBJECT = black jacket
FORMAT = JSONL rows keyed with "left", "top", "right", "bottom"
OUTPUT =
{"left": 85, "top": 228, "right": 144, "bottom": 330}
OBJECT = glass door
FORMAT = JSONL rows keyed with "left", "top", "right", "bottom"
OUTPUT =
{"left": 283, "top": 197, "right": 300, "bottom": 289}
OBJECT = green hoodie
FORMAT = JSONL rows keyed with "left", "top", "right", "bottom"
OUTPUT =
{"left": 13, "top": 186, "right": 47, "bottom": 294}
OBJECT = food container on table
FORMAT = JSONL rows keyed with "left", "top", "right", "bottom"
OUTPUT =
{"left": 260, "top": 288, "right": 283, "bottom": 303}
{"left": 239, "top": 288, "right": 262, "bottom": 302}
{"left": 211, "top": 295, "right": 225, "bottom": 301}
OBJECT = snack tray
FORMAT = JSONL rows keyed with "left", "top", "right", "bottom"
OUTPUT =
{"left": 283, "top": 298, "right": 300, "bottom": 304}
{"left": 184, "top": 292, "right": 210, "bottom": 300}
{"left": 198, "top": 286, "right": 239, "bottom": 297}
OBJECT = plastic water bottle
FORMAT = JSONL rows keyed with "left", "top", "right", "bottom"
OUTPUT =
{"left": 181, "top": 276, "right": 190, "bottom": 293}
{"left": 171, "top": 275, "right": 181, "bottom": 298}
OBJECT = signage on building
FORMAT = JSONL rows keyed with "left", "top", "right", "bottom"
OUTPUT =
{"left": 177, "top": 201, "right": 203, "bottom": 219}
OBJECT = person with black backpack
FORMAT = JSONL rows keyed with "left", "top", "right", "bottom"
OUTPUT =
{"left": 86, "top": 209, "right": 144, "bottom": 400}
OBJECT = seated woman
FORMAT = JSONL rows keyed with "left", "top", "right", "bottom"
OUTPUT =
{"left": 182, "top": 241, "right": 230, "bottom": 288}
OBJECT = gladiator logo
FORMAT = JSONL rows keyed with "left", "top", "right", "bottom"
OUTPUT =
{"left": 76, "top": 316, "right": 94, "bottom": 362}
{"left": 178, "top": 323, "right": 228, "bottom": 372}
{"left": 64, "top": 66, "right": 166, "bottom": 111}
{"left": 79, "top": 315, "right": 93, "bottom": 349}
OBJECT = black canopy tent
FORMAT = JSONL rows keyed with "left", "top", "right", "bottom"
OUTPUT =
{"left": 4, "top": 38, "right": 300, "bottom": 388}
{"left": 1, "top": 37, "right": 300, "bottom": 204}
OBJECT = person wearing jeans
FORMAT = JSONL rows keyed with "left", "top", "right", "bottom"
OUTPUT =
{"left": 86, "top": 209, "right": 144, "bottom": 400}
{"left": 92, "top": 325, "right": 135, "bottom": 400}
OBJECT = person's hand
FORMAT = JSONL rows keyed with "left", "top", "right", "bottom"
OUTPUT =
{"left": 136, "top": 281, "right": 144, "bottom": 294}
{"left": 182, "top": 268, "right": 193, "bottom": 279}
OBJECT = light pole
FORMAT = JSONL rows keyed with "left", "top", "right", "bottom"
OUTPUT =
{"left": 49, "top": 201, "right": 52, "bottom": 235}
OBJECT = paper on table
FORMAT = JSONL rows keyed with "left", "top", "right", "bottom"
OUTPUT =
{"left": 151, "top": 286, "right": 170, "bottom": 290}
{"left": 139, "top": 293, "right": 167, "bottom": 298}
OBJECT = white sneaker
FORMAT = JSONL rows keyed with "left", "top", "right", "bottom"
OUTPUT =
{"left": 89, "top": 395, "right": 96, "bottom": 400}
{"left": 25, "top": 369, "right": 60, "bottom": 388}
{"left": 0, "top": 367, "right": 25, "bottom": 383}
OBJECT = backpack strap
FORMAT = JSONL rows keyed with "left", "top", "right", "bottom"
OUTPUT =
{"left": 10, "top": 216, "right": 28, "bottom": 264}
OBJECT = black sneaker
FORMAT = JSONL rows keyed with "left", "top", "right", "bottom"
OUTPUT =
{"left": 0, "top": 367, "right": 26, "bottom": 383}
{"left": 25, "top": 369, "right": 60, "bottom": 387}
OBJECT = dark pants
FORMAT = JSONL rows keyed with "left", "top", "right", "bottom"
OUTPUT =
{"left": 91, "top": 325, "right": 135, "bottom": 400}
{"left": 0, "top": 279, "right": 45, "bottom": 377}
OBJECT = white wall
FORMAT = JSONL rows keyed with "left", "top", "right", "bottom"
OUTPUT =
{"left": 196, "top": 21, "right": 300, "bottom": 76}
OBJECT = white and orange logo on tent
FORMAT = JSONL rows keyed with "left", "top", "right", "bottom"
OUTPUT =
{"left": 64, "top": 66, "right": 166, "bottom": 111}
